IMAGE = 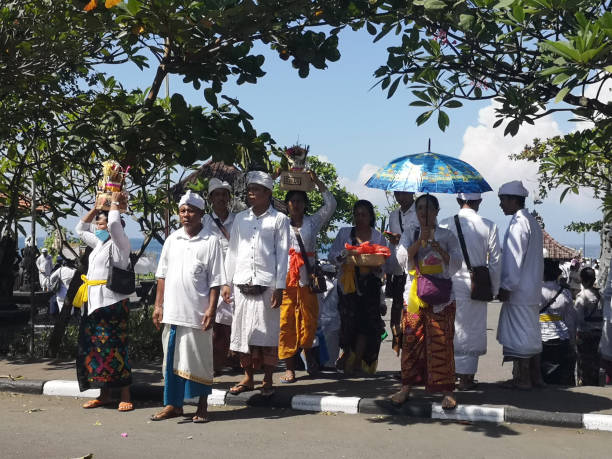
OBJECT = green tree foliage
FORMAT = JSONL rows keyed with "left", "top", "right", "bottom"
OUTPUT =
{"left": 272, "top": 155, "right": 358, "bottom": 246}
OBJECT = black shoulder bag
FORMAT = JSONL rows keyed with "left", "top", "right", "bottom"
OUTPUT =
{"left": 454, "top": 215, "right": 493, "bottom": 302}
{"left": 106, "top": 244, "right": 136, "bottom": 295}
{"left": 293, "top": 227, "right": 326, "bottom": 294}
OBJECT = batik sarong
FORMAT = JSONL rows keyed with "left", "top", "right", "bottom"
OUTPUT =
{"left": 278, "top": 285, "right": 319, "bottom": 359}
{"left": 77, "top": 300, "right": 131, "bottom": 392}
{"left": 401, "top": 302, "right": 456, "bottom": 392}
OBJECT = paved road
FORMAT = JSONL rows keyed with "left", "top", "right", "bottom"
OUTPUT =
{"left": 1, "top": 392, "right": 609, "bottom": 459}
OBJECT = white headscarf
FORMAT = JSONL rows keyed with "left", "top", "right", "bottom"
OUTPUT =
{"left": 178, "top": 190, "right": 206, "bottom": 210}
{"left": 246, "top": 171, "right": 274, "bottom": 190}
{"left": 208, "top": 178, "right": 232, "bottom": 195}
{"left": 498, "top": 180, "right": 528, "bottom": 197}
{"left": 457, "top": 192, "right": 482, "bottom": 200}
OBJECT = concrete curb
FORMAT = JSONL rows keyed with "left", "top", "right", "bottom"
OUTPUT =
{"left": 4, "top": 379, "right": 612, "bottom": 432}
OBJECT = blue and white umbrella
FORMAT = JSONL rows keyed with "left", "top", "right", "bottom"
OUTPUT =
{"left": 365, "top": 151, "right": 492, "bottom": 194}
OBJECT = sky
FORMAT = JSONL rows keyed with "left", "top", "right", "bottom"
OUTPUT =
{"left": 49, "top": 27, "right": 607, "bottom": 252}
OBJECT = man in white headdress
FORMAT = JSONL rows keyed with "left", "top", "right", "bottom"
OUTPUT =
{"left": 222, "top": 171, "right": 290, "bottom": 397}
{"left": 496, "top": 180, "right": 544, "bottom": 389}
{"left": 439, "top": 192, "right": 501, "bottom": 390}
{"left": 203, "top": 178, "right": 240, "bottom": 374}
{"left": 36, "top": 247, "right": 52, "bottom": 291}
{"left": 152, "top": 190, "right": 226, "bottom": 423}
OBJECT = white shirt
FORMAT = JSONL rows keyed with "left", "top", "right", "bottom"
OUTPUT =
{"left": 49, "top": 266, "right": 76, "bottom": 311}
{"left": 574, "top": 287, "right": 603, "bottom": 332}
{"left": 225, "top": 204, "right": 290, "bottom": 289}
{"left": 397, "top": 225, "right": 463, "bottom": 310}
{"left": 439, "top": 208, "right": 502, "bottom": 299}
{"left": 156, "top": 226, "right": 226, "bottom": 329}
{"left": 203, "top": 210, "right": 236, "bottom": 326}
{"left": 75, "top": 210, "right": 131, "bottom": 315}
{"left": 386, "top": 205, "right": 419, "bottom": 275}
{"left": 318, "top": 278, "right": 340, "bottom": 333}
{"left": 500, "top": 208, "right": 543, "bottom": 305}
{"left": 539, "top": 280, "right": 573, "bottom": 341}
{"left": 36, "top": 254, "right": 52, "bottom": 276}
{"left": 289, "top": 190, "right": 336, "bottom": 286}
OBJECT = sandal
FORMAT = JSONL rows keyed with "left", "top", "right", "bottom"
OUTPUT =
{"left": 118, "top": 401, "right": 134, "bottom": 412}
{"left": 192, "top": 413, "right": 209, "bottom": 423}
{"left": 229, "top": 383, "right": 254, "bottom": 395}
{"left": 280, "top": 375, "right": 297, "bottom": 384}
{"left": 82, "top": 399, "right": 112, "bottom": 409}
{"left": 441, "top": 395, "right": 457, "bottom": 411}
{"left": 150, "top": 406, "right": 183, "bottom": 421}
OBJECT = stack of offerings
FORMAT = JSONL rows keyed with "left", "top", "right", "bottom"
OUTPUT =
{"left": 343, "top": 241, "right": 391, "bottom": 267}
{"left": 95, "top": 160, "right": 129, "bottom": 213}
{"left": 279, "top": 145, "right": 315, "bottom": 191}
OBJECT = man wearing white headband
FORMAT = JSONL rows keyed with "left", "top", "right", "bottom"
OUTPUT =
{"left": 439, "top": 192, "right": 501, "bottom": 390}
{"left": 203, "top": 178, "right": 240, "bottom": 374}
{"left": 222, "top": 170, "right": 290, "bottom": 397}
{"left": 152, "top": 190, "right": 226, "bottom": 422}
{"left": 496, "top": 180, "right": 544, "bottom": 389}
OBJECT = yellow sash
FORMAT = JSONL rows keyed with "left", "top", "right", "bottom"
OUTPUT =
{"left": 406, "top": 261, "right": 443, "bottom": 314}
{"left": 72, "top": 274, "right": 107, "bottom": 308}
{"left": 339, "top": 263, "right": 373, "bottom": 295}
{"left": 540, "top": 313, "right": 562, "bottom": 323}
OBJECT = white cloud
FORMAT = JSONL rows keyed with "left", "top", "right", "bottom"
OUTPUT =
{"left": 459, "top": 101, "right": 562, "bottom": 194}
{"left": 574, "top": 79, "right": 612, "bottom": 131}
{"left": 338, "top": 163, "right": 391, "bottom": 211}
{"left": 314, "top": 154, "right": 330, "bottom": 163}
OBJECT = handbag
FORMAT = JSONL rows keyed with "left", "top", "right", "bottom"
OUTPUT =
{"left": 454, "top": 215, "right": 493, "bottom": 302}
{"left": 293, "top": 227, "right": 327, "bottom": 294}
{"left": 413, "top": 255, "right": 452, "bottom": 306}
{"left": 106, "top": 245, "right": 135, "bottom": 295}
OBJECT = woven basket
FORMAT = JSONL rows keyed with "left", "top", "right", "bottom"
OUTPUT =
{"left": 279, "top": 170, "right": 315, "bottom": 191}
{"left": 346, "top": 253, "right": 386, "bottom": 267}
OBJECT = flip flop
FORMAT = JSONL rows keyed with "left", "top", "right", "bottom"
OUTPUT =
{"left": 118, "top": 401, "right": 134, "bottom": 412}
{"left": 229, "top": 383, "right": 254, "bottom": 395}
{"left": 82, "top": 399, "right": 112, "bottom": 409}
{"left": 150, "top": 406, "right": 183, "bottom": 421}
{"left": 280, "top": 375, "right": 297, "bottom": 384}
{"left": 192, "top": 415, "right": 209, "bottom": 424}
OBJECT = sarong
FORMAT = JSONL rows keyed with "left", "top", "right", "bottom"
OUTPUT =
{"left": 541, "top": 339, "right": 575, "bottom": 385}
{"left": 76, "top": 300, "right": 131, "bottom": 392}
{"left": 338, "top": 273, "right": 384, "bottom": 369}
{"left": 577, "top": 330, "right": 602, "bottom": 385}
{"left": 497, "top": 302, "right": 542, "bottom": 359}
{"left": 230, "top": 287, "right": 279, "bottom": 354}
{"left": 239, "top": 345, "right": 279, "bottom": 370}
{"left": 278, "top": 285, "right": 319, "bottom": 359}
{"left": 401, "top": 302, "right": 456, "bottom": 392}
{"left": 162, "top": 324, "right": 212, "bottom": 407}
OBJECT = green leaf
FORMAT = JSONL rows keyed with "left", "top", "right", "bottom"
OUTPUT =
{"left": 409, "top": 100, "right": 431, "bottom": 107}
{"left": 555, "top": 86, "right": 570, "bottom": 103}
{"left": 416, "top": 110, "right": 433, "bottom": 126}
{"left": 605, "top": 65, "right": 612, "bottom": 73}
{"left": 459, "top": 14, "right": 475, "bottom": 29}
{"left": 504, "top": 119, "right": 520, "bottom": 136}
{"left": 512, "top": 3, "right": 524, "bottom": 22}
{"left": 366, "top": 22, "right": 377, "bottom": 35}
{"left": 552, "top": 73, "right": 570, "bottom": 85}
{"left": 495, "top": 0, "right": 514, "bottom": 8}
{"left": 542, "top": 41, "right": 581, "bottom": 62}
{"left": 387, "top": 77, "right": 401, "bottom": 98}
{"left": 437, "top": 110, "right": 450, "bottom": 131}
{"left": 424, "top": 0, "right": 447, "bottom": 9}
{"left": 443, "top": 100, "right": 463, "bottom": 108}
{"left": 204, "top": 88, "right": 218, "bottom": 108}
{"left": 540, "top": 66, "right": 568, "bottom": 76}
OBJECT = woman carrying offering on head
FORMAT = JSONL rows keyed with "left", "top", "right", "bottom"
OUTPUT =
{"left": 279, "top": 171, "right": 336, "bottom": 383}
{"left": 390, "top": 194, "right": 462, "bottom": 409}
{"left": 328, "top": 200, "right": 388, "bottom": 375}
{"left": 74, "top": 191, "right": 133, "bottom": 412}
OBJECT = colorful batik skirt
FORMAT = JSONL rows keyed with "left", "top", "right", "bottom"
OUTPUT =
{"left": 77, "top": 300, "right": 132, "bottom": 392}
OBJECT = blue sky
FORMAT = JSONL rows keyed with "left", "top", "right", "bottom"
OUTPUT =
{"left": 96, "top": 28, "right": 603, "bottom": 251}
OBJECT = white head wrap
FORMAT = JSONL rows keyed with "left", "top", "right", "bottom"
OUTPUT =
{"left": 178, "top": 190, "right": 206, "bottom": 210}
{"left": 457, "top": 192, "right": 482, "bottom": 200}
{"left": 246, "top": 171, "right": 274, "bottom": 191}
{"left": 498, "top": 180, "right": 529, "bottom": 197}
{"left": 208, "top": 178, "right": 232, "bottom": 195}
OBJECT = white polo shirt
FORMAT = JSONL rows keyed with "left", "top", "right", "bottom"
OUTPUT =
{"left": 156, "top": 226, "right": 226, "bottom": 329}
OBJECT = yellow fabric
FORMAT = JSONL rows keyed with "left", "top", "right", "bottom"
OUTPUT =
{"left": 339, "top": 262, "right": 373, "bottom": 294}
{"left": 278, "top": 286, "right": 319, "bottom": 359}
{"left": 406, "top": 261, "right": 444, "bottom": 314}
{"left": 72, "top": 274, "right": 107, "bottom": 308}
{"left": 539, "top": 313, "right": 562, "bottom": 322}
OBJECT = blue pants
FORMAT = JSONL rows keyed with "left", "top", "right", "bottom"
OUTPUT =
{"left": 164, "top": 325, "right": 211, "bottom": 407}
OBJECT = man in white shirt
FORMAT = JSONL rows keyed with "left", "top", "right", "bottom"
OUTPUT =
{"left": 439, "top": 192, "right": 501, "bottom": 390}
{"left": 496, "top": 180, "right": 544, "bottom": 389}
{"left": 222, "top": 171, "right": 290, "bottom": 397}
{"left": 203, "top": 178, "right": 240, "bottom": 374}
{"left": 36, "top": 248, "right": 52, "bottom": 291}
{"left": 385, "top": 191, "right": 418, "bottom": 352}
{"left": 152, "top": 190, "right": 226, "bottom": 423}
{"left": 48, "top": 259, "right": 77, "bottom": 315}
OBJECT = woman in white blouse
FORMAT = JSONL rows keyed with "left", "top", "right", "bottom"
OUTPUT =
{"left": 74, "top": 192, "right": 133, "bottom": 412}
{"left": 279, "top": 171, "right": 336, "bottom": 383}
{"left": 391, "top": 194, "right": 462, "bottom": 410}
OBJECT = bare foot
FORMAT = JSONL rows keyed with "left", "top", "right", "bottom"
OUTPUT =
{"left": 390, "top": 386, "right": 412, "bottom": 406}
{"left": 193, "top": 398, "right": 209, "bottom": 423}
{"left": 150, "top": 405, "right": 183, "bottom": 421}
{"left": 280, "top": 370, "right": 296, "bottom": 383}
